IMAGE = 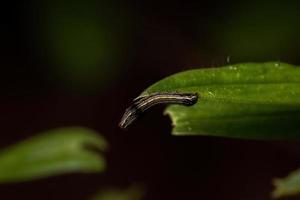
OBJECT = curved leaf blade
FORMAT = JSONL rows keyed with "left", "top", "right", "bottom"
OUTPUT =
{"left": 141, "top": 62, "right": 300, "bottom": 139}
{"left": 0, "top": 127, "right": 108, "bottom": 183}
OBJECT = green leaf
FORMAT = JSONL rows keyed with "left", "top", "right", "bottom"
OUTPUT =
{"left": 0, "top": 127, "right": 108, "bottom": 183}
{"left": 272, "top": 168, "right": 300, "bottom": 198}
{"left": 90, "top": 185, "right": 145, "bottom": 200}
{"left": 141, "top": 62, "right": 300, "bottom": 139}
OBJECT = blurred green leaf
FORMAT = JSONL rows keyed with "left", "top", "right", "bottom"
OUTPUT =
{"left": 0, "top": 127, "right": 108, "bottom": 183}
{"left": 91, "top": 185, "right": 145, "bottom": 200}
{"left": 272, "top": 168, "right": 300, "bottom": 198}
{"left": 211, "top": 1, "right": 300, "bottom": 60}
{"left": 141, "top": 62, "right": 300, "bottom": 139}
{"left": 37, "top": 0, "right": 135, "bottom": 92}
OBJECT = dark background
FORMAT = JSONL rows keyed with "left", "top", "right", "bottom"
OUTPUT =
{"left": 1, "top": 0, "right": 300, "bottom": 199}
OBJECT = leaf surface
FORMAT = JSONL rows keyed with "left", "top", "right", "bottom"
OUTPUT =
{"left": 141, "top": 62, "right": 300, "bottom": 139}
{"left": 272, "top": 168, "right": 300, "bottom": 198}
{"left": 91, "top": 185, "right": 144, "bottom": 200}
{"left": 0, "top": 127, "right": 108, "bottom": 183}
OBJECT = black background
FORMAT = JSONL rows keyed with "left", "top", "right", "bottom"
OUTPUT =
{"left": 0, "top": 0, "right": 300, "bottom": 199}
